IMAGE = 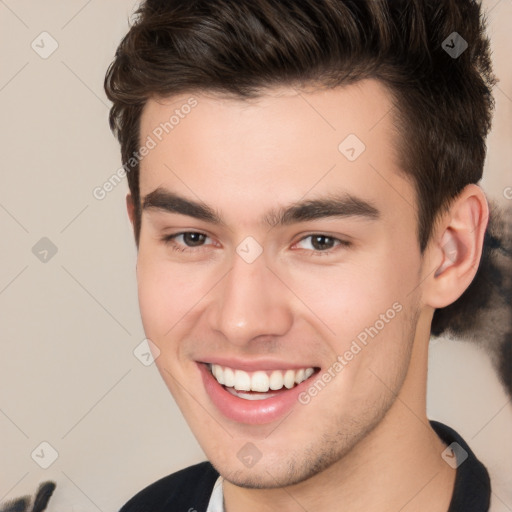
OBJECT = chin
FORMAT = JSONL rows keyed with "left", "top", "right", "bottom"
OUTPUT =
{"left": 209, "top": 443, "right": 345, "bottom": 490}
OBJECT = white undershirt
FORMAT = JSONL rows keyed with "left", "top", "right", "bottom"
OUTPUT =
{"left": 205, "top": 476, "right": 225, "bottom": 512}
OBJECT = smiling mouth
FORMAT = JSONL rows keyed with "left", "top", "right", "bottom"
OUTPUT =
{"left": 207, "top": 363, "right": 318, "bottom": 400}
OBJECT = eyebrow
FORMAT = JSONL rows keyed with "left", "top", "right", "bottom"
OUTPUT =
{"left": 142, "top": 187, "right": 380, "bottom": 228}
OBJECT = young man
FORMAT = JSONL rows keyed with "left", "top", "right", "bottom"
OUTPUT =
{"left": 105, "top": 0, "right": 496, "bottom": 510}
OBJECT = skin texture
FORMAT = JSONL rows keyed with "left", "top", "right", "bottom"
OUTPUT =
{"left": 128, "top": 79, "right": 488, "bottom": 511}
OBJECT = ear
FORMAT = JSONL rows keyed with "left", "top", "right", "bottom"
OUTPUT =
{"left": 126, "top": 193, "right": 136, "bottom": 230}
{"left": 422, "top": 184, "right": 489, "bottom": 309}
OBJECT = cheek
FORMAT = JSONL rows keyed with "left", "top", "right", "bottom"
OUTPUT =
{"left": 286, "top": 263, "right": 410, "bottom": 336}
{"left": 280, "top": 245, "right": 420, "bottom": 365}
{"left": 136, "top": 250, "right": 205, "bottom": 341}
{"left": 136, "top": 254, "right": 208, "bottom": 402}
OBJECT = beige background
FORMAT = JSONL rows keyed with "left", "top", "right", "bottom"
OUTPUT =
{"left": 0, "top": 1, "right": 511, "bottom": 511}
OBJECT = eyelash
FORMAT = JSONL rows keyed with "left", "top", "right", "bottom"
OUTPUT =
{"left": 162, "top": 233, "right": 212, "bottom": 254}
{"left": 160, "top": 232, "right": 351, "bottom": 256}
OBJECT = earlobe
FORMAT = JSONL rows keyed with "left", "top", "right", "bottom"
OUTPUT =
{"left": 425, "top": 185, "right": 489, "bottom": 309}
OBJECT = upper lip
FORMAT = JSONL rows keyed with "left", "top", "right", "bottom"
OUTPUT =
{"left": 198, "top": 357, "right": 319, "bottom": 372}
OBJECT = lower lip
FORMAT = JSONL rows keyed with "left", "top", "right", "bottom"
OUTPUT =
{"left": 198, "top": 363, "right": 315, "bottom": 425}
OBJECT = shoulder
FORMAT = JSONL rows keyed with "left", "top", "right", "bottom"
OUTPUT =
{"left": 430, "top": 420, "right": 491, "bottom": 512}
{"left": 119, "top": 461, "right": 219, "bottom": 512}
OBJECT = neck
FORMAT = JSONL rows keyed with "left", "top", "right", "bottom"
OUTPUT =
{"left": 223, "top": 314, "right": 456, "bottom": 512}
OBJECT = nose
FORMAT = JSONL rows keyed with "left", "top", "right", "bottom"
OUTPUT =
{"left": 207, "top": 253, "right": 293, "bottom": 347}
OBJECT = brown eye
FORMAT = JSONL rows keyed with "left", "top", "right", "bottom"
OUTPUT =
{"left": 181, "top": 232, "right": 207, "bottom": 247}
{"left": 161, "top": 232, "right": 212, "bottom": 251}
{"left": 293, "top": 234, "right": 351, "bottom": 255}
{"left": 310, "top": 235, "right": 336, "bottom": 251}
{"left": 296, "top": 234, "right": 339, "bottom": 251}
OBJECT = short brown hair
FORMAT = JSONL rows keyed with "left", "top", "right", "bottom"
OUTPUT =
{"left": 105, "top": 0, "right": 496, "bottom": 250}
{"left": 104, "top": 0, "right": 500, "bottom": 336}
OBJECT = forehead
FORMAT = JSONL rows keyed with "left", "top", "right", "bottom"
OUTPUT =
{"left": 138, "top": 80, "right": 414, "bottom": 227}
{"left": 140, "top": 80, "right": 398, "bottom": 156}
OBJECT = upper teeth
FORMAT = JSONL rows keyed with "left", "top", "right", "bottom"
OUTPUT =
{"left": 210, "top": 364, "right": 315, "bottom": 392}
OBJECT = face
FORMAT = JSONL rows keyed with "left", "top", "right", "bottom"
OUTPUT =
{"left": 134, "top": 80, "right": 427, "bottom": 488}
